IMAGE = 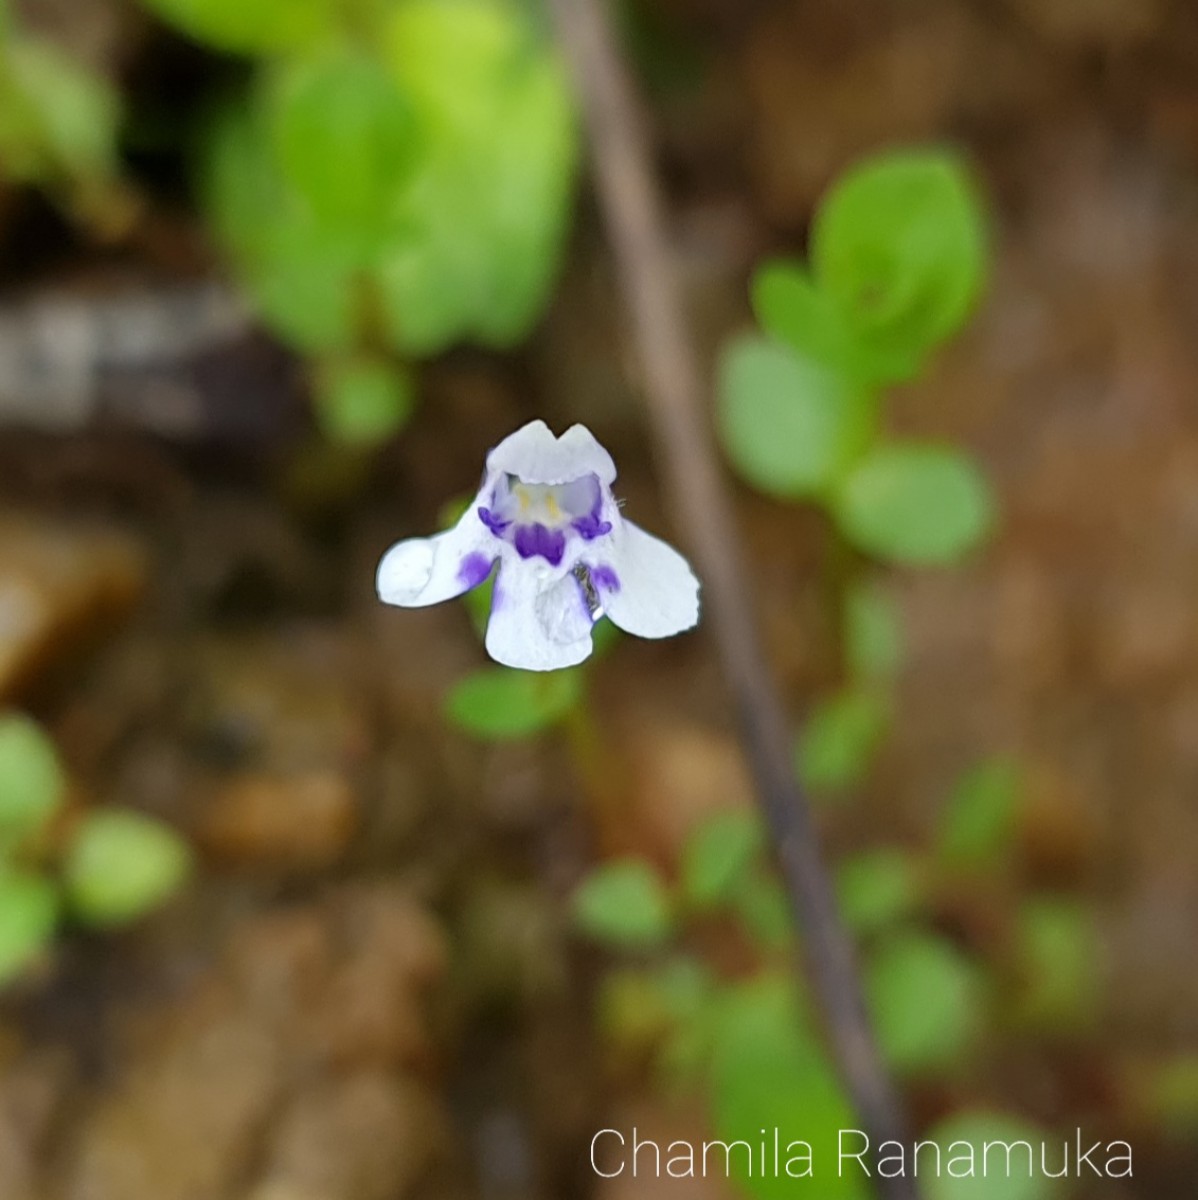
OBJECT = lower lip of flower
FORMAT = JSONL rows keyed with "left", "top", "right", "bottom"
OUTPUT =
{"left": 514, "top": 522, "right": 567, "bottom": 567}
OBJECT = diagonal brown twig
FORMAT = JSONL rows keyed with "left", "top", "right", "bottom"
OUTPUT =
{"left": 548, "top": 1, "right": 918, "bottom": 1194}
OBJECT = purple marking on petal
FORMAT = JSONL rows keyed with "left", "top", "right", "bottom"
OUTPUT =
{"left": 589, "top": 564, "right": 621, "bottom": 592}
{"left": 457, "top": 552, "right": 493, "bottom": 589}
{"left": 514, "top": 523, "right": 566, "bottom": 567}
{"left": 478, "top": 506, "right": 509, "bottom": 536}
{"left": 572, "top": 487, "right": 613, "bottom": 540}
{"left": 573, "top": 512, "right": 613, "bottom": 540}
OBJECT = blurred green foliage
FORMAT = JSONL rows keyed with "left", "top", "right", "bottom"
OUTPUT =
{"left": 717, "top": 145, "right": 998, "bottom": 813}
{"left": 0, "top": 713, "right": 64, "bottom": 846}
{"left": 711, "top": 976, "right": 869, "bottom": 1200}
{"left": 0, "top": 869, "right": 59, "bottom": 984}
{"left": 191, "top": 0, "right": 578, "bottom": 441}
{"left": 447, "top": 665, "right": 583, "bottom": 740}
{"left": 717, "top": 334, "right": 876, "bottom": 500}
{"left": 835, "top": 848, "right": 922, "bottom": 938}
{"left": 568, "top": 796, "right": 1080, "bottom": 1200}
{"left": 64, "top": 809, "right": 193, "bottom": 928}
{"left": 843, "top": 579, "right": 904, "bottom": 684}
{"left": 0, "top": 712, "right": 192, "bottom": 987}
{"left": 753, "top": 149, "right": 987, "bottom": 385}
{"left": 2, "top": 0, "right": 579, "bottom": 443}
{"left": 679, "top": 808, "right": 763, "bottom": 910}
{"left": 836, "top": 443, "right": 995, "bottom": 566}
{"left": 572, "top": 858, "right": 675, "bottom": 950}
{"left": 796, "top": 686, "right": 890, "bottom": 796}
{"left": 922, "top": 1113, "right": 1066, "bottom": 1200}
{"left": 867, "top": 930, "right": 987, "bottom": 1075}
{"left": 936, "top": 756, "right": 1022, "bottom": 870}
{"left": 719, "top": 145, "right": 995, "bottom": 575}
{"left": 1010, "top": 897, "right": 1101, "bottom": 1033}
{"left": 0, "top": 13, "right": 125, "bottom": 225}
{"left": 312, "top": 354, "right": 416, "bottom": 444}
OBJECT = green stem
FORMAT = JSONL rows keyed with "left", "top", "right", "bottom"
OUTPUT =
{"left": 820, "top": 523, "right": 860, "bottom": 683}
{"left": 561, "top": 680, "right": 628, "bottom": 854}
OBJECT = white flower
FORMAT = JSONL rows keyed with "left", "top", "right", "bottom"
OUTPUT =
{"left": 377, "top": 420, "right": 700, "bottom": 671}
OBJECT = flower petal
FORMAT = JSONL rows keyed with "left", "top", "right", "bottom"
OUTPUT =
{"left": 377, "top": 515, "right": 493, "bottom": 608}
{"left": 487, "top": 420, "right": 617, "bottom": 486}
{"left": 485, "top": 561, "right": 594, "bottom": 671}
{"left": 536, "top": 573, "right": 597, "bottom": 645}
{"left": 598, "top": 521, "right": 700, "bottom": 638}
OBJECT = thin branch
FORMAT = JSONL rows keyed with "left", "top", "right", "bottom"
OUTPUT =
{"left": 549, "top": 0, "right": 918, "bottom": 1192}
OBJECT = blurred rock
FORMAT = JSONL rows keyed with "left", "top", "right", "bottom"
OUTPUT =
{"left": 251, "top": 1073, "right": 446, "bottom": 1200}
{"left": 1091, "top": 582, "right": 1194, "bottom": 690}
{"left": 0, "top": 1049, "right": 71, "bottom": 1200}
{"left": 741, "top": 0, "right": 1045, "bottom": 222}
{"left": 992, "top": 557, "right": 1070, "bottom": 697}
{"left": 63, "top": 884, "right": 448, "bottom": 1200}
{"left": 454, "top": 876, "right": 567, "bottom": 1008}
{"left": 0, "top": 284, "right": 279, "bottom": 438}
{"left": 0, "top": 516, "right": 143, "bottom": 700}
{"left": 198, "top": 771, "right": 357, "bottom": 871}
{"left": 181, "top": 633, "right": 364, "bottom": 776}
{"left": 286, "top": 885, "right": 448, "bottom": 1071}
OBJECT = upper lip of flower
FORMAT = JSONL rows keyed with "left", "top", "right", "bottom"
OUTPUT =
{"left": 376, "top": 419, "right": 700, "bottom": 672}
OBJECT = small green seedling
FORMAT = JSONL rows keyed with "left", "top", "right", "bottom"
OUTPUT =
{"left": 0, "top": 711, "right": 192, "bottom": 988}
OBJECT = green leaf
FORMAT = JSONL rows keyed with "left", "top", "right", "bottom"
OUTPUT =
{"left": 377, "top": 0, "right": 577, "bottom": 353}
{"left": 922, "top": 1112, "right": 1067, "bottom": 1200}
{"left": 1012, "top": 898, "right": 1101, "bottom": 1032}
{"left": 445, "top": 666, "right": 580, "bottom": 741}
{"left": 65, "top": 810, "right": 192, "bottom": 928}
{"left": 0, "top": 713, "right": 64, "bottom": 844}
{"left": 732, "top": 873, "right": 794, "bottom": 951}
{"left": 835, "top": 443, "right": 996, "bottom": 566}
{"left": 313, "top": 356, "right": 414, "bottom": 445}
{"left": 751, "top": 260, "right": 914, "bottom": 384}
{"left": 812, "top": 147, "right": 988, "bottom": 369}
{"left": 137, "top": 0, "right": 337, "bottom": 54}
{"left": 710, "top": 975, "right": 869, "bottom": 1200}
{"left": 867, "top": 930, "right": 986, "bottom": 1075}
{"left": 716, "top": 334, "right": 877, "bottom": 499}
{"left": 203, "top": 99, "right": 362, "bottom": 353}
{"left": 753, "top": 261, "right": 859, "bottom": 367}
{"left": 572, "top": 858, "right": 674, "bottom": 950}
{"left": 937, "top": 757, "right": 1021, "bottom": 869}
{"left": 266, "top": 50, "right": 419, "bottom": 239}
{"left": 836, "top": 849, "right": 922, "bottom": 938}
{"left": 0, "top": 38, "right": 121, "bottom": 186}
{"left": 844, "top": 580, "right": 903, "bottom": 683}
{"left": 0, "top": 870, "right": 58, "bottom": 986}
{"left": 797, "top": 687, "right": 889, "bottom": 794}
{"left": 680, "top": 809, "right": 762, "bottom": 909}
